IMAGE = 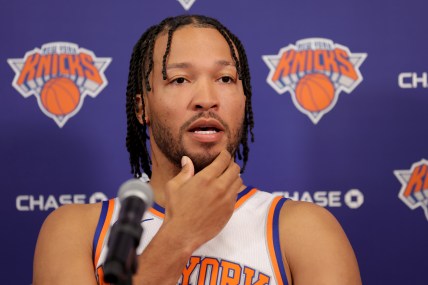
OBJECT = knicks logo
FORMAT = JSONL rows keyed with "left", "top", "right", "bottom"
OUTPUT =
{"left": 394, "top": 159, "right": 428, "bottom": 221}
{"left": 8, "top": 42, "right": 112, "bottom": 127}
{"left": 263, "top": 38, "right": 367, "bottom": 124}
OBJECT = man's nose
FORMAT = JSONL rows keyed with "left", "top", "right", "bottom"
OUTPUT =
{"left": 191, "top": 78, "right": 219, "bottom": 111}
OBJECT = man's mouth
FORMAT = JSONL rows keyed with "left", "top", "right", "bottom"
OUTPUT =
{"left": 187, "top": 119, "right": 225, "bottom": 134}
{"left": 190, "top": 126, "right": 221, "bottom": 135}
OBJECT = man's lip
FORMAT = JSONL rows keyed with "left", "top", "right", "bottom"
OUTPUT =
{"left": 187, "top": 118, "right": 225, "bottom": 132}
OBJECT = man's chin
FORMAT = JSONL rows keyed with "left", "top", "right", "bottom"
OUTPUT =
{"left": 186, "top": 151, "right": 220, "bottom": 173}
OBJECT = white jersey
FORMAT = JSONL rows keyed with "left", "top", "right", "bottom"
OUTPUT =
{"left": 93, "top": 186, "right": 289, "bottom": 285}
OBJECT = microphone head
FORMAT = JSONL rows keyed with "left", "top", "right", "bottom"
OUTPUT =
{"left": 118, "top": 179, "right": 154, "bottom": 207}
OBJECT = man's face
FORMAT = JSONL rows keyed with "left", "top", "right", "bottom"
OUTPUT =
{"left": 144, "top": 26, "right": 246, "bottom": 173}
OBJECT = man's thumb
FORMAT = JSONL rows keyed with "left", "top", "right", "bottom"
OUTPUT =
{"left": 179, "top": 156, "right": 194, "bottom": 178}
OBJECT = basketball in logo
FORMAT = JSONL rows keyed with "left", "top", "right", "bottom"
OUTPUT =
{"left": 295, "top": 73, "right": 335, "bottom": 112}
{"left": 41, "top": 77, "right": 81, "bottom": 116}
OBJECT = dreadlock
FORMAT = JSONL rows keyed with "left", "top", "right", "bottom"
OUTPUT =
{"left": 125, "top": 15, "right": 255, "bottom": 178}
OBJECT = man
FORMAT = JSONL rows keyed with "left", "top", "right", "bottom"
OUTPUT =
{"left": 33, "top": 15, "right": 362, "bottom": 285}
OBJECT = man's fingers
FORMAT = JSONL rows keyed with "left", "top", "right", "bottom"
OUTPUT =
{"left": 217, "top": 159, "right": 241, "bottom": 186}
{"left": 168, "top": 156, "right": 195, "bottom": 189}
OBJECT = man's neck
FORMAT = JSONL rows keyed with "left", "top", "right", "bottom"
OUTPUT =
{"left": 149, "top": 157, "right": 181, "bottom": 207}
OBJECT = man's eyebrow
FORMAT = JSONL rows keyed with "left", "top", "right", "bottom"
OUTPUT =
{"left": 216, "top": 60, "right": 236, "bottom": 67}
{"left": 166, "top": 62, "right": 192, "bottom": 70}
{"left": 166, "top": 60, "right": 236, "bottom": 70}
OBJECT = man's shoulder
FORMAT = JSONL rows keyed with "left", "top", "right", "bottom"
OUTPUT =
{"left": 46, "top": 202, "right": 103, "bottom": 224}
{"left": 280, "top": 199, "right": 338, "bottom": 226}
{"left": 34, "top": 202, "right": 108, "bottom": 284}
{"left": 279, "top": 199, "right": 348, "bottom": 256}
{"left": 278, "top": 201, "right": 362, "bottom": 284}
{"left": 40, "top": 202, "right": 105, "bottom": 243}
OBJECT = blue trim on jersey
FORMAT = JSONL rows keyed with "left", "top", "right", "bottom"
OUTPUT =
{"left": 237, "top": 185, "right": 253, "bottom": 200}
{"left": 273, "top": 197, "right": 289, "bottom": 285}
{"left": 92, "top": 200, "right": 109, "bottom": 260}
{"left": 152, "top": 201, "right": 165, "bottom": 214}
{"left": 151, "top": 185, "right": 254, "bottom": 214}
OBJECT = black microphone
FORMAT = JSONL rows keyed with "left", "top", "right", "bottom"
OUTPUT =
{"left": 103, "top": 179, "right": 154, "bottom": 284}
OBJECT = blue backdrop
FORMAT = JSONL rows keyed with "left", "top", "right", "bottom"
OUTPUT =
{"left": 1, "top": 0, "right": 427, "bottom": 284}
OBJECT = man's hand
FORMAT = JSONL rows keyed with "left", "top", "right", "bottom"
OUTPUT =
{"left": 133, "top": 150, "right": 243, "bottom": 285}
{"left": 163, "top": 149, "right": 243, "bottom": 250}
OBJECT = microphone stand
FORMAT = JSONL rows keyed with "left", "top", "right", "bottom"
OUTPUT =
{"left": 103, "top": 207, "right": 144, "bottom": 284}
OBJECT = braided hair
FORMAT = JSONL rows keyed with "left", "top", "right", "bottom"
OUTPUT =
{"left": 125, "top": 15, "right": 254, "bottom": 178}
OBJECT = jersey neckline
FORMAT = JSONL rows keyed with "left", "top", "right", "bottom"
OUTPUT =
{"left": 149, "top": 185, "right": 257, "bottom": 219}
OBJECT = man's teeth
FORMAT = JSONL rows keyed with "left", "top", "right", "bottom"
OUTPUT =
{"left": 194, "top": 130, "right": 217, "bottom": 134}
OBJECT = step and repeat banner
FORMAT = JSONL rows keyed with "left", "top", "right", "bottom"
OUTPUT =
{"left": 1, "top": 0, "right": 427, "bottom": 284}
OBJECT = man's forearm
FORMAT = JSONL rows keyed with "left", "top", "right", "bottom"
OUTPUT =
{"left": 132, "top": 223, "right": 197, "bottom": 285}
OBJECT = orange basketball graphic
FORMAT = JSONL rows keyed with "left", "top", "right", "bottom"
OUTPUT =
{"left": 295, "top": 73, "right": 335, "bottom": 112}
{"left": 41, "top": 77, "right": 80, "bottom": 116}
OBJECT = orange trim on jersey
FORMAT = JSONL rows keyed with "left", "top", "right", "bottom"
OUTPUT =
{"left": 234, "top": 188, "right": 258, "bottom": 209}
{"left": 93, "top": 199, "right": 115, "bottom": 268}
{"left": 149, "top": 207, "right": 165, "bottom": 219}
{"left": 97, "top": 266, "right": 109, "bottom": 285}
{"left": 267, "top": 196, "right": 284, "bottom": 285}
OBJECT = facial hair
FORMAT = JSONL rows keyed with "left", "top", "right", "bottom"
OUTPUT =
{"left": 151, "top": 112, "right": 243, "bottom": 173}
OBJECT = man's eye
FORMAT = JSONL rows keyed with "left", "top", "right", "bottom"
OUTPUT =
{"left": 172, "top": 77, "right": 186, "bottom": 84}
{"left": 220, "top": 76, "right": 234, "bottom": 83}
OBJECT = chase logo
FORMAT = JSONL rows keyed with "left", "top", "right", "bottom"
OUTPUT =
{"left": 394, "top": 159, "right": 428, "bottom": 221}
{"left": 177, "top": 0, "right": 196, "bottom": 10}
{"left": 16, "top": 192, "right": 108, "bottom": 211}
{"left": 263, "top": 38, "right": 367, "bottom": 124}
{"left": 8, "top": 42, "right": 112, "bottom": 127}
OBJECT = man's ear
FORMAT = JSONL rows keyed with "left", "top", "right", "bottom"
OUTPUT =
{"left": 135, "top": 94, "right": 150, "bottom": 125}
